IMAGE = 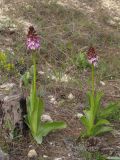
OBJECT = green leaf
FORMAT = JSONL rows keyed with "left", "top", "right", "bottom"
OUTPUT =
{"left": 84, "top": 110, "right": 91, "bottom": 121}
{"left": 29, "top": 96, "right": 44, "bottom": 135}
{"left": 34, "top": 121, "right": 67, "bottom": 144}
{"left": 95, "top": 119, "right": 110, "bottom": 127}
{"left": 93, "top": 126, "right": 112, "bottom": 136}
{"left": 80, "top": 115, "right": 89, "bottom": 129}
{"left": 107, "top": 157, "right": 120, "bottom": 160}
{"left": 37, "top": 97, "right": 44, "bottom": 124}
{"left": 100, "top": 103, "right": 119, "bottom": 119}
{"left": 40, "top": 121, "right": 67, "bottom": 137}
{"left": 75, "top": 52, "right": 90, "bottom": 69}
{"left": 87, "top": 92, "right": 94, "bottom": 109}
{"left": 94, "top": 92, "right": 103, "bottom": 116}
{"left": 81, "top": 110, "right": 95, "bottom": 136}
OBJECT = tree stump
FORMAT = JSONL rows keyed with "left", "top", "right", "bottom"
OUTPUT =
{"left": 0, "top": 83, "right": 27, "bottom": 138}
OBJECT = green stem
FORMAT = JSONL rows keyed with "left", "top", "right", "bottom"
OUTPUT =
{"left": 32, "top": 53, "right": 37, "bottom": 97}
{"left": 87, "top": 65, "right": 95, "bottom": 135}
{"left": 92, "top": 64, "right": 95, "bottom": 97}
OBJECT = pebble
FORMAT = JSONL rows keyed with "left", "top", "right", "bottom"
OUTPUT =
{"left": 41, "top": 114, "right": 53, "bottom": 122}
{"left": 68, "top": 153, "right": 72, "bottom": 157}
{"left": 100, "top": 81, "right": 105, "bottom": 86}
{"left": 50, "top": 97, "right": 57, "bottom": 104}
{"left": 75, "top": 113, "right": 83, "bottom": 119}
{"left": 48, "top": 95, "right": 57, "bottom": 104}
{"left": 54, "top": 158, "right": 63, "bottom": 160}
{"left": 43, "top": 155, "right": 48, "bottom": 158}
{"left": 28, "top": 149, "right": 37, "bottom": 158}
{"left": 38, "top": 71, "right": 45, "bottom": 75}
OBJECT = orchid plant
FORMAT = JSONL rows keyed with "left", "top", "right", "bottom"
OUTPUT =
{"left": 80, "top": 47, "right": 118, "bottom": 138}
{"left": 25, "top": 26, "right": 67, "bottom": 144}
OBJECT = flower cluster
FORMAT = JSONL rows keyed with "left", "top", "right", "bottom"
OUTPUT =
{"left": 27, "top": 26, "right": 40, "bottom": 50}
{"left": 87, "top": 47, "right": 98, "bottom": 67}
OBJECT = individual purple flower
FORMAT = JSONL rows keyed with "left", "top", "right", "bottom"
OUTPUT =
{"left": 87, "top": 47, "right": 98, "bottom": 67}
{"left": 27, "top": 26, "right": 40, "bottom": 50}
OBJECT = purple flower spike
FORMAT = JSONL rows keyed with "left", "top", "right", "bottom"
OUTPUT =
{"left": 27, "top": 26, "right": 40, "bottom": 50}
{"left": 87, "top": 47, "right": 98, "bottom": 67}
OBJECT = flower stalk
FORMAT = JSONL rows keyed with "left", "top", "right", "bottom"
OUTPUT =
{"left": 92, "top": 64, "right": 95, "bottom": 97}
{"left": 32, "top": 53, "right": 37, "bottom": 97}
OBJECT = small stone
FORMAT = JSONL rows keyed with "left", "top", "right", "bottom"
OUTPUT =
{"left": 54, "top": 158, "right": 62, "bottom": 160}
{"left": 38, "top": 71, "right": 45, "bottom": 75}
{"left": 100, "top": 81, "right": 105, "bottom": 86}
{"left": 28, "top": 149, "right": 37, "bottom": 158}
{"left": 0, "top": 83, "right": 15, "bottom": 91}
{"left": 48, "top": 95, "right": 57, "bottom": 104}
{"left": 50, "top": 97, "right": 57, "bottom": 104}
{"left": 68, "top": 153, "right": 71, "bottom": 157}
{"left": 75, "top": 113, "right": 83, "bottom": 119}
{"left": 49, "top": 142, "right": 53, "bottom": 145}
{"left": 48, "top": 95, "right": 54, "bottom": 99}
{"left": 49, "top": 141, "right": 55, "bottom": 147}
{"left": 68, "top": 93, "right": 74, "bottom": 100}
{"left": 43, "top": 155, "right": 48, "bottom": 158}
{"left": 41, "top": 114, "right": 53, "bottom": 122}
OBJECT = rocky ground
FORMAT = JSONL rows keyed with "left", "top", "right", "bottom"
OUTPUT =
{"left": 0, "top": 0, "right": 120, "bottom": 160}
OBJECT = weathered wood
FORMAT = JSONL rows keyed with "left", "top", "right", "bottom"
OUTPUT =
{"left": 0, "top": 83, "right": 25, "bottom": 137}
